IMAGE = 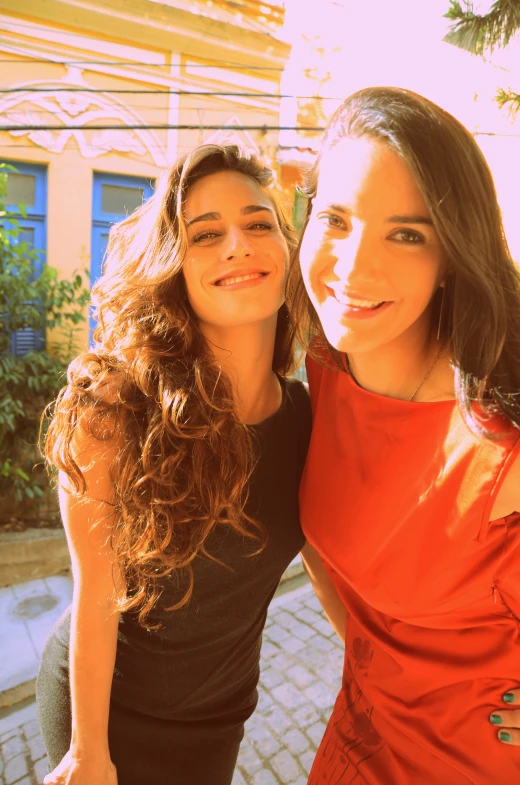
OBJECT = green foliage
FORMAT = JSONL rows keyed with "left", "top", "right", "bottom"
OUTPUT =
{"left": 445, "top": 1, "right": 520, "bottom": 55}
{"left": 292, "top": 189, "right": 308, "bottom": 235}
{"left": 445, "top": 1, "right": 520, "bottom": 118}
{"left": 495, "top": 87, "right": 520, "bottom": 117}
{"left": 0, "top": 163, "right": 90, "bottom": 510}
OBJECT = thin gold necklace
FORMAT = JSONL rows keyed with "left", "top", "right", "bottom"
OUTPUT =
{"left": 409, "top": 345, "right": 444, "bottom": 402}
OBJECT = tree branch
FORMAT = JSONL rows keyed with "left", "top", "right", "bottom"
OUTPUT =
{"left": 444, "top": 0, "right": 520, "bottom": 55}
{"left": 496, "top": 86, "right": 520, "bottom": 117}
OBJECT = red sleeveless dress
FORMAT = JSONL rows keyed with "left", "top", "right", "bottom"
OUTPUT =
{"left": 300, "top": 355, "right": 520, "bottom": 784}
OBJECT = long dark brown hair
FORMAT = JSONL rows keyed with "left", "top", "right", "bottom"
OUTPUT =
{"left": 45, "top": 144, "right": 298, "bottom": 626}
{"left": 288, "top": 86, "right": 520, "bottom": 433}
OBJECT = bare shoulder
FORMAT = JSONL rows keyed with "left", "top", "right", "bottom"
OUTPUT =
{"left": 74, "top": 372, "right": 127, "bottom": 450}
{"left": 58, "top": 395, "right": 123, "bottom": 555}
{"left": 54, "top": 371, "right": 130, "bottom": 591}
{"left": 491, "top": 445, "right": 520, "bottom": 520}
{"left": 61, "top": 371, "right": 129, "bottom": 500}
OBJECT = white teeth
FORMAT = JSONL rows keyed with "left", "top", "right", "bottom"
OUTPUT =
{"left": 216, "top": 272, "right": 265, "bottom": 287}
{"left": 335, "top": 293, "right": 384, "bottom": 309}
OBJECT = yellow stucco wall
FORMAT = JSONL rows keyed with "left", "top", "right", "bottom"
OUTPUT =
{"left": 0, "top": 2, "right": 289, "bottom": 349}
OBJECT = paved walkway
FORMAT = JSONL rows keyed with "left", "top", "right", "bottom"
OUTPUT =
{"left": 0, "top": 581, "right": 343, "bottom": 785}
{"left": 0, "top": 577, "right": 73, "bottom": 706}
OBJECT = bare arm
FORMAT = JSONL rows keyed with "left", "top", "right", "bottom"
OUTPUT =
{"left": 301, "top": 542, "right": 346, "bottom": 643}
{"left": 45, "top": 421, "right": 124, "bottom": 784}
{"left": 64, "top": 455, "right": 123, "bottom": 759}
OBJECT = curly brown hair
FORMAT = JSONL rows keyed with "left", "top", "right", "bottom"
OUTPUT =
{"left": 45, "top": 144, "right": 299, "bottom": 626}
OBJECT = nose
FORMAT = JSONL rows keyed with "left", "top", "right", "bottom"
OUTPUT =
{"left": 221, "top": 225, "right": 255, "bottom": 261}
{"left": 331, "top": 224, "right": 378, "bottom": 285}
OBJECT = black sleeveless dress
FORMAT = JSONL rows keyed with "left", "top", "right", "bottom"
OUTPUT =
{"left": 36, "top": 378, "right": 311, "bottom": 785}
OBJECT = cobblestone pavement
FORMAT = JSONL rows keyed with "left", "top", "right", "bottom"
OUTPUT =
{"left": 0, "top": 580, "right": 343, "bottom": 785}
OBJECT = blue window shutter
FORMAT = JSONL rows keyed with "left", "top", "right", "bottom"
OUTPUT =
{"left": 2, "top": 162, "right": 47, "bottom": 357}
{"left": 90, "top": 173, "right": 154, "bottom": 335}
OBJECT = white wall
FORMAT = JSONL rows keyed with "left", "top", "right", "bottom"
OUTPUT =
{"left": 282, "top": 0, "right": 520, "bottom": 260}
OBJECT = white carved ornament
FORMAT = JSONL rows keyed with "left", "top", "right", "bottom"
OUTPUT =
{"left": 204, "top": 116, "right": 260, "bottom": 155}
{"left": 0, "top": 68, "right": 168, "bottom": 167}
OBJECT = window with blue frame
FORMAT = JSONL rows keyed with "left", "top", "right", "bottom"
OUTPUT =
{"left": 91, "top": 172, "right": 155, "bottom": 333}
{"left": 3, "top": 162, "right": 47, "bottom": 356}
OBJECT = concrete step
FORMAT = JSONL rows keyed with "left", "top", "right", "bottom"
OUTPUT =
{"left": 0, "top": 529, "right": 69, "bottom": 589}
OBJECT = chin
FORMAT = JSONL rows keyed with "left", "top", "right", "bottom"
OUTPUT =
{"left": 321, "top": 327, "right": 378, "bottom": 356}
{"left": 320, "top": 326, "right": 350, "bottom": 353}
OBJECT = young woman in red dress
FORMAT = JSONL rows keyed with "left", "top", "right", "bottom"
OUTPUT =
{"left": 292, "top": 87, "right": 520, "bottom": 783}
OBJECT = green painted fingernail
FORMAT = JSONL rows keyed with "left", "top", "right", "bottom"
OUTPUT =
{"left": 499, "top": 731, "right": 512, "bottom": 743}
{"left": 503, "top": 692, "right": 516, "bottom": 703}
{"left": 490, "top": 714, "right": 503, "bottom": 725}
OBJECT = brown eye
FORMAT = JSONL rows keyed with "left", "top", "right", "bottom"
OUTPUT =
{"left": 191, "top": 230, "right": 220, "bottom": 244}
{"left": 318, "top": 213, "right": 347, "bottom": 230}
{"left": 389, "top": 229, "right": 425, "bottom": 245}
{"left": 247, "top": 222, "right": 273, "bottom": 232}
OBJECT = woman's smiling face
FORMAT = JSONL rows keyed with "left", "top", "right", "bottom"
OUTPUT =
{"left": 300, "top": 136, "right": 447, "bottom": 354}
{"left": 182, "top": 170, "right": 289, "bottom": 331}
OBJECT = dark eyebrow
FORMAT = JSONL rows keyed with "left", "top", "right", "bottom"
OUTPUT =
{"left": 321, "top": 204, "right": 434, "bottom": 227}
{"left": 186, "top": 204, "right": 274, "bottom": 227}
{"left": 386, "top": 214, "right": 433, "bottom": 225}
{"left": 324, "top": 203, "right": 349, "bottom": 214}
{"left": 185, "top": 211, "right": 221, "bottom": 227}
{"left": 241, "top": 204, "right": 274, "bottom": 216}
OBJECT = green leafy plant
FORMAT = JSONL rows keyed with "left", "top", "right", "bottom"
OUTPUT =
{"left": 445, "top": 1, "right": 520, "bottom": 117}
{"left": 0, "top": 163, "right": 90, "bottom": 519}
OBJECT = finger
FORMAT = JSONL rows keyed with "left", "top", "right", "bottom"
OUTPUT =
{"left": 43, "top": 768, "right": 62, "bottom": 784}
{"left": 503, "top": 689, "right": 520, "bottom": 705}
{"left": 490, "top": 709, "right": 520, "bottom": 729}
{"left": 497, "top": 728, "right": 520, "bottom": 746}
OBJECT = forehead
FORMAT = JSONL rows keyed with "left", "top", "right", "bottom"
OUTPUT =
{"left": 183, "top": 170, "right": 271, "bottom": 218}
{"left": 315, "top": 136, "right": 427, "bottom": 215}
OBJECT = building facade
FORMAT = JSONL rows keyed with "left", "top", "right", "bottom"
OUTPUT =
{"left": 0, "top": 0, "right": 291, "bottom": 350}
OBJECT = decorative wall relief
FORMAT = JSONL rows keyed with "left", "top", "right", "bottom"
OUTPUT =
{"left": 0, "top": 68, "right": 168, "bottom": 167}
{"left": 205, "top": 116, "right": 260, "bottom": 155}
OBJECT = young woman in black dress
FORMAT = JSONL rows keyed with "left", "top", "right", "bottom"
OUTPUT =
{"left": 36, "top": 144, "right": 311, "bottom": 785}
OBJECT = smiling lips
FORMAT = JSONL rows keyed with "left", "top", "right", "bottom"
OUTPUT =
{"left": 326, "top": 286, "right": 388, "bottom": 311}
{"left": 337, "top": 295, "right": 385, "bottom": 310}
{"left": 213, "top": 271, "right": 268, "bottom": 288}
